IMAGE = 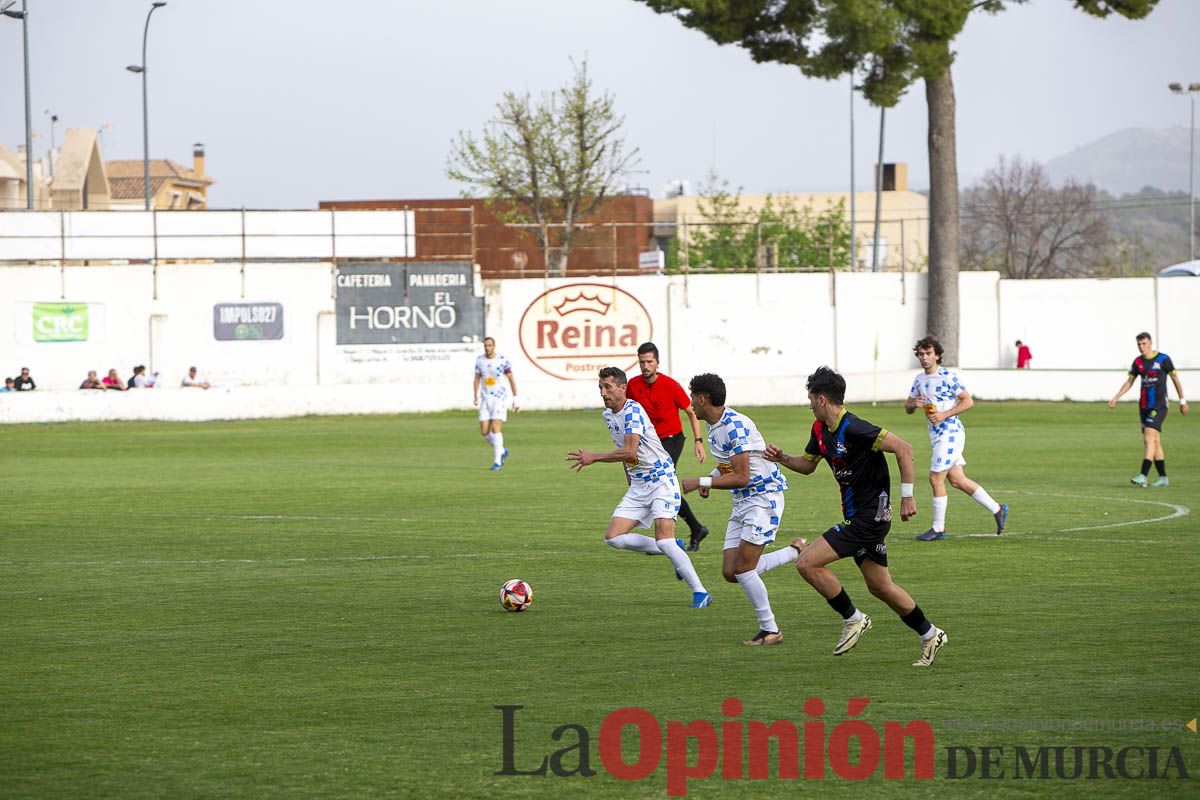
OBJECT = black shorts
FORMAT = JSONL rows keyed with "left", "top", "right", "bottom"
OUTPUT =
{"left": 822, "top": 517, "right": 890, "bottom": 567}
{"left": 661, "top": 432, "right": 686, "bottom": 466}
{"left": 1139, "top": 406, "right": 1167, "bottom": 432}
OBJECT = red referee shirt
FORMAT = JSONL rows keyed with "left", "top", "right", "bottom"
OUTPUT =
{"left": 626, "top": 373, "right": 690, "bottom": 438}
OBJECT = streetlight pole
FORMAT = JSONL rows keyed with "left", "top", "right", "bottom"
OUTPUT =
{"left": 45, "top": 109, "right": 57, "bottom": 177}
{"left": 1169, "top": 83, "right": 1200, "bottom": 262}
{"left": 849, "top": 76, "right": 856, "bottom": 271}
{"left": 872, "top": 106, "right": 886, "bottom": 272}
{"left": 2, "top": 0, "right": 33, "bottom": 209}
{"left": 127, "top": 1, "right": 167, "bottom": 211}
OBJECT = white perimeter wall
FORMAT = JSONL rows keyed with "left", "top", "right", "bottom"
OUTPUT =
{"left": 1, "top": 265, "right": 1198, "bottom": 424}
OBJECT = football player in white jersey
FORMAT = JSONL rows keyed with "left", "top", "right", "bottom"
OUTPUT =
{"left": 905, "top": 335, "right": 1007, "bottom": 540}
{"left": 473, "top": 337, "right": 519, "bottom": 470}
{"left": 567, "top": 367, "right": 712, "bottom": 609}
{"left": 679, "top": 373, "right": 805, "bottom": 645}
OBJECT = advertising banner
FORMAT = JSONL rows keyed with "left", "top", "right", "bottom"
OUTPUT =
{"left": 335, "top": 262, "right": 483, "bottom": 345}
{"left": 517, "top": 282, "right": 653, "bottom": 380}
{"left": 33, "top": 302, "right": 89, "bottom": 342}
{"left": 213, "top": 303, "right": 285, "bottom": 341}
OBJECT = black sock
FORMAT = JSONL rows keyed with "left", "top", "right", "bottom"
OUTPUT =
{"left": 1155, "top": 460, "right": 1166, "bottom": 477}
{"left": 827, "top": 589, "right": 857, "bottom": 620}
{"left": 900, "top": 605, "right": 933, "bottom": 636}
{"left": 1141, "top": 459, "right": 1152, "bottom": 476}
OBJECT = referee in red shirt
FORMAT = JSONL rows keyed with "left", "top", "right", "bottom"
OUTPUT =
{"left": 626, "top": 342, "right": 710, "bottom": 551}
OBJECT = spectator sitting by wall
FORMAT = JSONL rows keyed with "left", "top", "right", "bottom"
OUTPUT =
{"left": 181, "top": 366, "right": 211, "bottom": 390}
{"left": 13, "top": 367, "right": 35, "bottom": 391}
{"left": 128, "top": 365, "right": 157, "bottom": 389}
{"left": 1, "top": 377, "right": 14, "bottom": 392}
{"left": 79, "top": 370, "right": 107, "bottom": 390}
{"left": 102, "top": 369, "right": 127, "bottom": 391}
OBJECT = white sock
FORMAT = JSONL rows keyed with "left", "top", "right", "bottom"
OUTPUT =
{"left": 485, "top": 432, "right": 495, "bottom": 448}
{"left": 493, "top": 432, "right": 505, "bottom": 462}
{"left": 755, "top": 546, "right": 799, "bottom": 574}
{"left": 847, "top": 609, "right": 865, "bottom": 623}
{"left": 735, "top": 570, "right": 777, "bottom": 632}
{"left": 931, "top": 495, "right": 948, "bottom": 532}
{"left": 970, "top": 486, "right": 1000, "bottom": 514}
{"left": 921, "top": 625, "right": 940, "bottom": 641}
{"left": 657, "top": 537, "right": 705, "bottom": 593}
{"left": 606, "top": 534, "right": 661, "bottom": 554}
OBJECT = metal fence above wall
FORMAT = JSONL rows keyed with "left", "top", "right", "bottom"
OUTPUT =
{"left": 0, "top": 209, "right": 417, "bottom": 263}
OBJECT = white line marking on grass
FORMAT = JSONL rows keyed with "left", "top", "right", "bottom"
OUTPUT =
{"left": 237, "top": 515, "right": 325, "bottom": 521}
{"left": 0, "top": 554, "right": 483, "bottom": 568}
{"left": 958, "top": 490, "right": 1188, "bottom": 539}
{"left": 962, "top": 533, "right": 1163, "bottom": 544}
{"left": 213, "top": 515, "right": 412, "bottom": 522}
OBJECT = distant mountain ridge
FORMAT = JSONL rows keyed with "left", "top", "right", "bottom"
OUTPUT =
{"left": 1045, "top": 127, "right": 1195, "bottom": 195}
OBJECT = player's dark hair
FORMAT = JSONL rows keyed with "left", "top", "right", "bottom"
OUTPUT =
{"left": 688, "top": 373, "right": 726, "bottom": 406}
{"left": 913, "top": 335, "right": 943, "bottom": 363}
{"left": 806, "top": 366, "right": 846, "bottom": 406}
{"left": 599, "top": 366, "right": 627, "bottom": 385}
{"left": 1136, "top": 332, "right": 1152, "bottom": 342}
{"left": 1015, "top": 340, "right": 1022, "bottom": 346}
{"left": 637, "top": 341, "right": 659, "bottom": 360}
{"left": 483, "top": 336, "right": 495, "bottom": 345}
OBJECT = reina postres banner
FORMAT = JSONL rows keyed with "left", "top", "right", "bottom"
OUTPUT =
{"left": 335, "top": 262, "right": 484, "bottom": 345}
{"left": 518, "top": 283, "right": 652, "bottom": 380}
{"left": 33, "top": 302, "right": 89, "bottom": 342}
{"left": 213, "top": 303, "right": 284, "bottom": 341}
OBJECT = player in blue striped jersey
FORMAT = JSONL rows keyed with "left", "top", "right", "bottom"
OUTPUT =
{"left": 567, "top": 367, "right": 711, "bottom": 608}
{"left": 680, "top": 373, "right": 804, "bottom": 645}
{"left": 905, "top": 335, "right": 1007, "bottom": 540}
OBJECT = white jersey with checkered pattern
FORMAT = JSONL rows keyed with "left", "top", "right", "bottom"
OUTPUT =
{"left": 603, "top": 399, "right": 675, "bottom": 485}
{"left": 909, "top": 367, "right": 966, "bottom": 439}
{"left": 475, "top": 354, "right": 512, "bottom": 400}
{"left": 706, "top": 407, "right": 788, "bottom": 500}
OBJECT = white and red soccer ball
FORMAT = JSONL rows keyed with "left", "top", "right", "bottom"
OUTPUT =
{"left": 499, "top": 579, "right": 534, "bottom": 612}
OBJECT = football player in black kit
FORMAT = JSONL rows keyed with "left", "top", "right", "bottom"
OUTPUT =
{"left": 765, "top": 367, "right": 948, "bottom": 667}
{"left": 1109, "top": 332, "right": 1188, "bottom": 487}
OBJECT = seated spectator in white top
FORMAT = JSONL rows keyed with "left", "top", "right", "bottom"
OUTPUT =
{"left": 181, "top": 366, "right": 210, "bottom": 390}
{"left": 129, "top": 365, "right": 157, "bottom": 389}
{"left": 79, "top": 370, "right": 106, "bottom": 390}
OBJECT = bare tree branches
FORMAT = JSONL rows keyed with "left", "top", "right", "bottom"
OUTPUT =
{"left": 446, "top": 59, "right": 639, "bottom": 274}
{"left": 961, "top": 156, "right": 1110, "bottom": 278}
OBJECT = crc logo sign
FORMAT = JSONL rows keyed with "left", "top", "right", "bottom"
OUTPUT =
{"left": 518, "top": 283, "right": 652, "bottom": 381}
{"left": 33, "top": 302, "right": 89, "bottom": 342}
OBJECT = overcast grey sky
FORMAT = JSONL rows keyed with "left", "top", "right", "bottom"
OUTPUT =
{"left": 2, "top": 0, "right": 1196, "bottom": 208}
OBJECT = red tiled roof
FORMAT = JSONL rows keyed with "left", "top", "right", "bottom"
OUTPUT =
{"left": 105, "top": 159, "right": 212, "bottom": 199}
{"left": 107, "top": 175, "right": 171, "bottom": 200}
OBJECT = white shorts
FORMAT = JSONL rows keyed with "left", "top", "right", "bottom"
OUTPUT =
{"left": 613, "top": 477, "right": 681, "bottom": 530}
{"left": 478, "top": 394, "right": 508, "bottom": 422}
{"left": 929, "top": 429, "right": 966, "bottom": 472}
{"left": 723, "top": 492, "right": 785, "bottom": 549}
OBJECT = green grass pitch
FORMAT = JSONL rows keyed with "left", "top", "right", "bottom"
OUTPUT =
{"left": 2, "top": 401, "right": 1197, "bottom": 798}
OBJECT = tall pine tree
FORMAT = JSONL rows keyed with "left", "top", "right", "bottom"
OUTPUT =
{"left": 638, "top": 0, "right": 1159, "bottom": 364}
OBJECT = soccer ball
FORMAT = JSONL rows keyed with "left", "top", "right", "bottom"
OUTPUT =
{"left": 499, "top": 579, "right": 534, "bottom": 612}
